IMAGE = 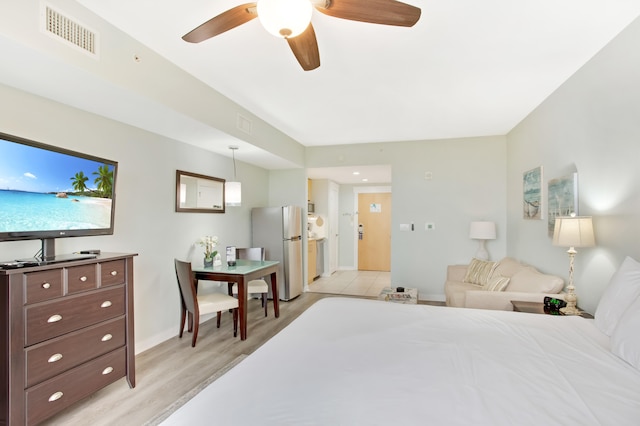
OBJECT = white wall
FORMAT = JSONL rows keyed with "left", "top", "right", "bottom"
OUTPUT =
{"left": 506, "top": 17, "right": 640, "bottom": 313}
{"left": 0, "top": 83, "right": 272, "bottom": 353}
{"left": 307, "top": 136, "right": 507, "bottom": 300}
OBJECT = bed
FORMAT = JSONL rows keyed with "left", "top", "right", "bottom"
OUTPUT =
{"left": 160, "top": 288, "right": 640, "bottom": 426}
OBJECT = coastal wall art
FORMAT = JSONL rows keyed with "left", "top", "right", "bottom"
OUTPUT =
{"left": 547, "top": 173, "right": 578, "bottom": 236}
{"left": 523, "top": 166, "right": 543, "bottom": 220}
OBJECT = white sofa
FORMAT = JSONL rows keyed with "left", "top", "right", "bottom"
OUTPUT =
{"left": 445, "top": 257, "right": 565, "bottom": 311}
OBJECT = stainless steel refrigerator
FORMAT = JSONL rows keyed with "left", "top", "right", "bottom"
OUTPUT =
{"left": 251, "top": 206, "right": 303, "bottom": 301}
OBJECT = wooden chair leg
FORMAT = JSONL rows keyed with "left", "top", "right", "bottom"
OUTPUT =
{"left": 263, "top": 293, "right": 268, "bottom": 317}
{"left": 179, "top": 306, "right": 186, "bottom": 338}
{"left": 191, "top": 313, "right": 199, "bottom": 347}
{"left": 228, "top": 282, "right": 235, "bottom": 312}
{"left": 187, "top": 312, "right": 194, "bottom": 332}
{"left": 217, "top": 311, "right": 222, "bottom": 328}
{"left": 233, "top": 308, "right": 238, "bottom": 337}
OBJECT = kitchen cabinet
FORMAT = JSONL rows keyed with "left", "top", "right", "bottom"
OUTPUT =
{"left": 307, "top": 240, "right": 317, "bottom": 284}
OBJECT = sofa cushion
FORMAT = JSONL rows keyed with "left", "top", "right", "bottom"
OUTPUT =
{"left": 506, "top": 268, "right": 564, "bottom": 293}
{"left": 483, "top": 275, "right": 510, "bottom": 292}
{"left": 492, "top": 257, "right": 527, "bottom": 278}
{"left": 463, "top": 258, "right": 496, "bottom": 286}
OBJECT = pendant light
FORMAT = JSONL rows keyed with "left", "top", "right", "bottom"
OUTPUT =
{"left": 225, "top": 146, "right": 241, "bottom": 206}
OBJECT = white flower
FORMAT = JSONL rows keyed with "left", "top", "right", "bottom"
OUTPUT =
{"left": 196, "top": 235, "right": 218, "bottom": 259}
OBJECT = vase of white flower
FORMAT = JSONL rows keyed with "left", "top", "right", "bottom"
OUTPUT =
{"left": 196, "top": 236, "right": 218, "bottom": 268}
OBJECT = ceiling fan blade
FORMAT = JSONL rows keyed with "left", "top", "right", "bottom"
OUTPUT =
{"left": 287, "top": 24, "right": 320, "bottom": 71}
{"left": 315, "top": 0, "right": 421, "bottom": 27}
{"left": 182, "top": 3, "right": 258, "bottom": 43}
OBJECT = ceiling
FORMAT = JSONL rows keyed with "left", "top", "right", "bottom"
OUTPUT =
{"left": 4, "top": 1, "right": 640, "bottom": 178}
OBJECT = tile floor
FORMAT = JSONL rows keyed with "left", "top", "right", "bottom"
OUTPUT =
{"left": 307, "top": 269, "right": 391, "bottom": 298}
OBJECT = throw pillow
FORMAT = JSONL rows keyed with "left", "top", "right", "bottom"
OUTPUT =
{"left": 463, "top": 258, "right": 497, "bottom": 286}
{"left": 611, "top": 295, "right": 640, "bottom": 370}
{"left": 594, "top": 256, "right": 640, "bottom": 336}
{"left": 483, "top": 275, "right": 510, "bottom": 292}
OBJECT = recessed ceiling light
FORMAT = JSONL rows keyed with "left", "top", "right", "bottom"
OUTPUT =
{"left": 353, "top": 171, "right": 360, "bottom": 175}
{"left": 362, "top": 178, "right": 368, "bottom": 182}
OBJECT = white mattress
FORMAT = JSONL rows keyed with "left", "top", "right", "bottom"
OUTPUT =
{"left": 162, "top": 297, "right": 640, "bottom": 425}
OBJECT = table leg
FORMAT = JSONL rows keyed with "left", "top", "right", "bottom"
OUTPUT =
{"left": 270, "top": 271, "right": 279, "bottom": 318}
{"left": 237, "top": 277, "right": 247, "bottom": 340}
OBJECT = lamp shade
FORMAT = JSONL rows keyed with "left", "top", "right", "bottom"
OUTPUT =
{"left": 552, "top": 216, "right": 595, "bottom": 248}
{"left": 257, "top": 0, "right": 313, "bottom": 38}
{"left": 469, "top": 221, "right": 496, "bottom": 240}
{"left": 225, "top": 181, "right": 242, "bottom": 206}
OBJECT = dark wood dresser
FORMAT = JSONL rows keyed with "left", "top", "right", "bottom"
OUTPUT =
{"left": 0, "top": 253, "right": 136, "bottom": 425}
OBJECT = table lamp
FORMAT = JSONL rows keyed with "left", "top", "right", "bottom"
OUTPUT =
{"left": 469, "top": 221, "right": 496, "bottom": 260}
{"left": 552, "top": 215, "right": 595, "bottom": 315}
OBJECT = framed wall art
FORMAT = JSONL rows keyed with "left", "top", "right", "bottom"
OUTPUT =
{"left": 547, "top": 173, "right": 578, "bottom": 236}
{"left": 523, "top": 166, "right": 543, "bottom": 220}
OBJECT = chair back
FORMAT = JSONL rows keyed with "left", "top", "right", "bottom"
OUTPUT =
{"left": 174, "top": 259, "right": 198, "bottom": 313}
{"left": 236, "top": 247, "right": 265, "bottom": 262}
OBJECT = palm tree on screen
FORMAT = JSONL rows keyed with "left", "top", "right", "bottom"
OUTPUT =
{"left": 70, "top": 171, "right": 89, "bottom": 193}
{"left": 93, "top": 164, "right": 113, "bottom": 198}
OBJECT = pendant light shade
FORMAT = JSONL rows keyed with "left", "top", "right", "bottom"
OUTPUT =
{"left": 225, "top": 146, "right": 241, "bottom": 207}
{"left": 257, "top": 0, "right": 313, "bottom": 39}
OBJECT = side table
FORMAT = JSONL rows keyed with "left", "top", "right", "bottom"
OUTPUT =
{"left": 511, "top": 300, "right": 593, "bottom": 319}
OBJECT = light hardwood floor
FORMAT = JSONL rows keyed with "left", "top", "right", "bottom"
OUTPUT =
{"left": 41, "top": 292, "right": 336, "bottom": 426}
{"left": 307, "top": 270, "right": 391, "bottom": 297}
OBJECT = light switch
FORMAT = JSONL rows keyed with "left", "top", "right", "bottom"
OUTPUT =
{"left": 425, "top": 222, "right": 435, "bottom": 230}
{"left": 400, "top": 224, "right": 411, "bottom": 231}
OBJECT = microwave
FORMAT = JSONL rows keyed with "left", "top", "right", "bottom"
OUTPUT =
{"left": 308, "top": 202, "right": 315, "bottom": 213}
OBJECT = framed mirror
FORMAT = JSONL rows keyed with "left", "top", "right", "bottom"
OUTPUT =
{"left": 176, "top": 170, "right": 225, "bottom": 213}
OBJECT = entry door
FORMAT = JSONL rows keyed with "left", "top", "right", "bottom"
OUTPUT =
{"left": 357, "top": 193, "right": 391, "bottom": 271}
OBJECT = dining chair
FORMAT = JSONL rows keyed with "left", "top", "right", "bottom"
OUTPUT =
{"left": 174, "top": 258, "right": 238, "bottom": 347}
{"left": 229, "top": 247, "right": 270, "bottom": 317}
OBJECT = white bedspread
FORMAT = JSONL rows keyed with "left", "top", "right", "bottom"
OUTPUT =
{"left": 162, "top": 297, "right": 640, "bottom": 425}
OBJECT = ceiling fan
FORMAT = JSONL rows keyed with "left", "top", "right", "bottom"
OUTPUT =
{"left": 182, "top": 0, "right": 421, "bottom": 71}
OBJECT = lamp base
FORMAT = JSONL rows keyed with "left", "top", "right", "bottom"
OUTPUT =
{"left": 559, "top": 305, "right": 582, "bottom": 316}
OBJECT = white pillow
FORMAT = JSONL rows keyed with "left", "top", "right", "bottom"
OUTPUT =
{"left": 594, "top": 256, "right": 640, "bottom": 336}
{"left": 611, "top": 295, "right": 640, "bottom": 369}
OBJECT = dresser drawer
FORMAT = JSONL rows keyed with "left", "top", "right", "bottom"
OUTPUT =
{"left": 26, "top": 347, "right": 126, "bottom": 426}
{"left": 67, "top": 264, "right": 98, "bottom": 294}
{"left": 25, "top": 269, "right": 64, "bottom": 304}
{"left": 25, "top": 316, "right": 126, "bottom": 387}
{"left": 25, "top": 286, "right": 125, "bottom": 346}
{"left": 100, "top": 260, "right": 126, "bottom": 287}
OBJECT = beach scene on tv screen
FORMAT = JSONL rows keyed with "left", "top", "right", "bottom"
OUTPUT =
{"left": 0, "top": 139, "right": 114, "bottom": 232}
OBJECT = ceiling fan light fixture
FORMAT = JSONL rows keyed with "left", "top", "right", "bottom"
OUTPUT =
{"left": 257, "top": 0, "right": 313, "bottom": 38}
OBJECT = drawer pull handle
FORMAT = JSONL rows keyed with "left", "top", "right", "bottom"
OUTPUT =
{"left": 48, "top": 353, "right": 63, "bottom": 363}
{"left": 48, "top": 391, "right": 64, "bottom": 402}
{"left": 42, "top": 282, "right": 51, "bottom": 289}
{"left": 47, "top": 314, "right": 63, "bottom": 323}
{"left": 101, "top": 334, "right": 113, "bottom": 342}
{"left": 102, "top": 366, "right": 114, "bottom": 375}
{"left": 101, "top": 301, "right": 112, "bottom": 308}
{"left": 110, "top": 270, "right": 118, "bottom": 276}
{"left": 80, "top": 276, "right": 87, "bottom": 282}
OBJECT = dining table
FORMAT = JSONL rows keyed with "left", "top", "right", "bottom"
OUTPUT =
{"left": 192, "top": 259, "right": 280, "bottom": 340}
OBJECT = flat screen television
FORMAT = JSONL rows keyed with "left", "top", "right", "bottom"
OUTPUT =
{"left": 0, "top": 132, "right": 117, "bottom": 264}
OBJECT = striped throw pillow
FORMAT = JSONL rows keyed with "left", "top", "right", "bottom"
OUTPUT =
{"left": 483, "top": 275, "right": 511, "bottom": 291}
{"left": 463, "top": 258, "right": 497, "bottom": 286}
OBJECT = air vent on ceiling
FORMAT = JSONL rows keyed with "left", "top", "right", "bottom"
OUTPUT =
{"left": 237, "top": 114, "right": 253, "bottom": 135}
{"left": 43, "top": 4, "right": 97, "bottom": 56}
